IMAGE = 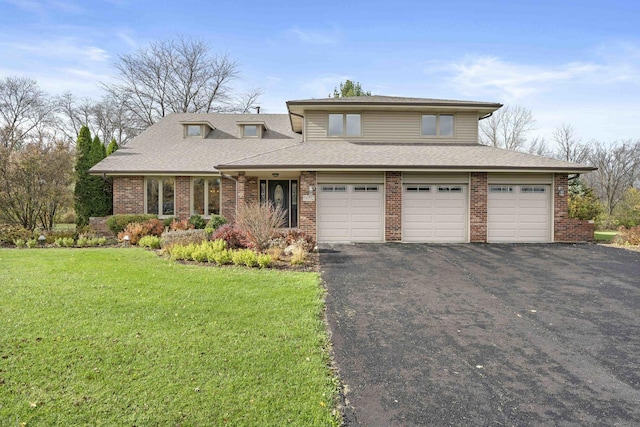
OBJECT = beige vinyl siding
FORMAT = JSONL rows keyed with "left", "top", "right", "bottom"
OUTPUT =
{"left": 305, "top": 110, "right": 478, "bottom": 143}
{"left": 488, "top": 173, "right": 553, "bottom": 184}
{"left": 403, "top": 172, "right": 469, "bottom": 184}
{"left": 317, "top": 172, "right": 385, "bottom": 184}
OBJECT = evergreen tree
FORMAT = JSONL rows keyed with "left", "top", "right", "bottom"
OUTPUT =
{"left": 74, "top": 127, "right": 111, "bottom": 226}
{"left": 106, "top": 138, "right": 119, "bottom": 155}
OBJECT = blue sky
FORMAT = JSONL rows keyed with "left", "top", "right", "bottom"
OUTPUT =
{"left": 1, "top": 0, "right": 639, "bottom": 143}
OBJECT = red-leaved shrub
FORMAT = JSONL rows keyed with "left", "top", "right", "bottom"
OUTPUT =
{"left": 211, "top": 224, "right": 247, "bottom": 249}
{"left": 616, "top": 225, "right": 640, "bottom": 246}
{"left": 117, "top": 218, "right": 165, "bottom": 245}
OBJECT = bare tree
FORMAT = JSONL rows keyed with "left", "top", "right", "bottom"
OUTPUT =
{"left": 479, "top": 105, "right": 536, "bottom": 151}
{"left": 552, "top": 123, "right": 590, "bottom": 163}
{"left": 585, "top": 140, "right": 640, "bottom": 215}
{"left": 231, "top": 88, "right": 264, "bottom": 113}
{"left": 525, "top": 136, "right": 553, "bottom": 157}
{"left": 103, "top": 36, "right": 256, "bottom": 132}
{"left": 0, "top": 76, "right": 57, "bottom": 151}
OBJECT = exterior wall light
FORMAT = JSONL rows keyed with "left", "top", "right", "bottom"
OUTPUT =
{"left": 272, "top": 173, "right": 279, "bottom": 177}
{"left": 558, "top": 186, "right": 565, "bottom": 196}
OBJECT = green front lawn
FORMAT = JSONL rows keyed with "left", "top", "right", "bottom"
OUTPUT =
{"left": 594, "top": 230, "right": 618, "bottom": 242}
{"left": 0, "top": 248, "right": 338, "bottom": 426}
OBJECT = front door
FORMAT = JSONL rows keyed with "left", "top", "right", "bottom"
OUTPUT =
{"left": 268, "top": 180, "right": 290, "bottom": 227}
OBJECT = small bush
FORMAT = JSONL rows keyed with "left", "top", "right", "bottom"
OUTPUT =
{"left": 615, "top": 225, "right": 640, "bottom": 246}
{"left": 188, "top": 214, "right": 207, "bottom": 230}
{"left": 58, "top": 209, "right": 77, "bottom": 224}
{"left": 14, "top": 238, "right": 26, "bottom": 248}
{"left": 0, "top": 224, "right": 32, "bottom": 245}
{"left": 266, "top": 246, "right": 284, "bottom": 261}
{"left": 139, "top": 235, "right": 161, "bottom": 249}
{"left": 77, "top": 237, "right": 107, "bottom": 247}
{"left": 169, "top": 218, "right": 193, "bottom": 231}
{"left": 26, "top": 238, "right": 38, "bottom": 249}
{"left": 45, "top": 230, "right": 76, "bottom": 244}
{"left": 235, "top": 202, "right": 286, "bottom": 251}
{"left": 211, "top": 224, "right": 247, "bottom": 249}
{"left": 163, "top": 217, "right": 176, "bottom": 228}
{"left": 161, "top": 229, "right": 207, "bottom": 250}
{"left": 169, "top": 243, "right": 197, "bottom": 261}
{"left": 210, "top": 248, "right": 232, "bottom": 265}
{"left": 283, "top": 229, "right": 316, "bottom": 251}
{"left": 206, "top": 215, "right": 228, "bottom": 232}
{"left": 232, "top": 249, "right": 258, "bottom": 268}
{"left": 191, "top": 244, "right": 209, "bottom": 262}
{"left": 290, "top": 246, "right": 308, "bottom": 265}
{"left": 106, "top": 214, "right": 157, "bottom": 234}
{"left": 54, "top": 237, "right": 75, "bottom": 247}
{"left": 257, "top": 254, "right": 272, "bottom": 268}
{"left": 117, "top": 219, "right": 165, "bottom": 245}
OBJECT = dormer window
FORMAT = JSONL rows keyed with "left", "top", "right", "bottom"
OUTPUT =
{"left": 181, "top": 121, "right": 213, "bottom": 139}
{"left": 237, "top": 121, "right": 266, "bottom": 138}
{"left": 186, "top": 125, "right": 202, "bottom": 137}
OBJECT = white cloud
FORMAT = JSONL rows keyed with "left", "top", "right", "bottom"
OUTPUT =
{"left": 0, "top": 37, "right": 109, "bottom": 63}
{"left": 284, "top": 26, "right": 341, "bottom": 45}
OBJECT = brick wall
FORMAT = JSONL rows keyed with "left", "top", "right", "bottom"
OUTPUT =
{"left": 221, "top": 177, "right": 237, "bottom": 221}
{"left": 88, "top": 217, "right": 111, "bottom": 236}
{"left": 554, "top": 173, "right": 595, "bottom": 242}
{"left": 470, "top": 172, "right": 488, "bottom": 243}
{"left": 175, "top": 176, "right": 190, "bottom": 218}
{"left": 113, "top": 176, "right": 144, "bottom": 214}
{"left": 385, "top": 171, "right": 402, "bottom": 241}
{"left": 299, "top": 171, "right": 317, "bottom": 239}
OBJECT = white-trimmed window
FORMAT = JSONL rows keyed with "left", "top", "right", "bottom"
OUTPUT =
{"left": 490, "top": 186, "right": 514, "bottom": 193}
{"left": 146, "top": 177, "right": 175, "bottom": 216}
{"left": 243, "top": 125, "right": 258, "bottom": 137}
{"left": 186, "top": 125, "right": 202, "bottom": 137}
{"left": 328, "top": 113, "right": 361, "bottom": 136}
{"left": 354, "top": 185, "right": 379, "bottom": 192}
{"left": 321, "top": 185, "right": 347, "bottom": 192}
{"left": 405, "top": 185, "right": 431, "bottom": 192}
{"left": 422, "top": 114, "right": 454, "bottom": 136}
{"left": 520, "top": 186, "right": 547, "bottom": 193}
{"left": 192, "top": 178, "right": 221, "bottom": 216}
{"left": 438, "top": 186, "right": 463, "bottom": 193}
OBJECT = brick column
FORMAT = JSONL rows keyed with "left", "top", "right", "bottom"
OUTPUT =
{"left": 221, "top": 176, "right": 237, "bottom": 221}
{"left": 470, "top": 172, "right": 487, "bottom": 243}
{"left": 385, "top": 171, "right": 402, "bottom": 242}
{"left": 175, "top": 176, "right": 190, "bottom": 219}
{"left": 113, "top": 176, "right": 144, "bottom": 214}
{"left": 554, "top": 173, "right": 569, "bottom": 242}
{"left": 299, "top": 171, "right": 317, "bottom": 240}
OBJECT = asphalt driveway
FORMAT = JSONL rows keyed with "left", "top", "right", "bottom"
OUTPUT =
{"left": 320, "top": 244, "right": 640, "bottom": 426}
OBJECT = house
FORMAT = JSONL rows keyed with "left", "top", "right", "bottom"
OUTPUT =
{"left": 90, "top": 96, "right": 596, "bottom": 243}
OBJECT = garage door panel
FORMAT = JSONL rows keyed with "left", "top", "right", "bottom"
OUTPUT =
{"left": 402, "top": 184, "right": 467, "bottom": 242}
{"left": 488, "top": 185, "right": 550, "bottom": 242}
{"left": 318, "top": 184, "right": 384, "bottom": 242}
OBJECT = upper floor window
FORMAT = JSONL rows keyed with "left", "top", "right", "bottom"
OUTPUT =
{"left": 328, "top": 113, "right": 361, "bottom": 136}
{"left": 243, "top": 125, "right": 258, "bottom": 137}
{"left": 186, "top": 125, "right": 202, "bottom": 137}
{"left": 422, "top": 114, "right": 454, "bottom": 136}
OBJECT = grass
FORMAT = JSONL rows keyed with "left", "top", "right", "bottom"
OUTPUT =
{"left": 595, "top": 230, "right": 618, "bottom": 242}
{"left": 0, "top": 248, "right": 339, "bottom": 426}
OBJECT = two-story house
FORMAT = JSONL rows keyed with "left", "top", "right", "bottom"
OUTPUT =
{"left": 90, "top": 96, "right": 596, "bottom": 243}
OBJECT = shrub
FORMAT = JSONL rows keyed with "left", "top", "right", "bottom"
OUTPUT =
{"left": 283, "top": 229, "right": 315, "bottom": 252}
{"left": 163, "top": 217, "right": 175, "bottom": 227}
{"left": 210, "top": 248, "right": 232, "bottom": 265}
{"left": 139, "top": 235, "right": 161, "bottom": 249}
{"left": 266, "top": 246, "right": 284, "bottom": 261}
{"left": 188, "top": 214, "right": 207, "bottom": 230}
{"left": 106, "top": 214, "right": 157, "bottom": 234}
{"left": 206, "top": 215, "right": 228, "bottom": 231}
{"left": 117, "top": 219, "right": 165, "bottom": 245}
{"left": 169, "top": 218, "right": 193, "bottom": 231}
{"left": 615, "top": 225, "right": 640, "bottom": 246}
{"left": 14, "top": 238, "right": 26, "bottom": 248}
{"left": 191, "top": 244, "right": 209, "bottom": 262}
{"left": 0, "top": 225, "right": 32, "bottom": 245}
{"left": 160, "top": 229, "right": 207, "bottom": 250}
{"left": 290, "top": 246, "right": 308, "bottom": 265}
{"left": 211, "top": 224, "right": 247, "bottom": 249}
{"left": 45, "top": 230, "right": 76, "bottom": 244}
{"left": 59, "top": 209, "right": 77, "bottom": 224}
{"left": 257, "top": 254, "right": 272, "bottom": 268}
{"left": 169, "top": 243, "right": 197, "bottom": 261}
{"left": 26, "top": 238, "right": 39, "bottom": 249}
{"left": 235, "top": 202, "right": 286, "bottom": 251}
{"left": 77, "top": 237, "right": 107, "bottom": 247}
{"left": 54, "top": 237, "right": 75, "bottom": 247}
{"left": 232, "top": 249, "right": 258, "bottom": 268}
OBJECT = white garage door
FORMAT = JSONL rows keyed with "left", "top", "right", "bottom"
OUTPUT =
{"left": 402, "top": 185, "right": 467, "bottom": 242}
{"left": 488, "top": 185, "right": 551, "bottom": 242}
{"left": 317, "top": 184, "right": 384, "bottom": 242}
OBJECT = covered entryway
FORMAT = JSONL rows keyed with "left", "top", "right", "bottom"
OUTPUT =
{"left": 488, "top": 184, "right": 551, "bottom": 242}
{"left": 316, "top": 172, "right": 384, "bottom": 242}
{"left": 402, "top": 184, "right": 468, "bottom": 242}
